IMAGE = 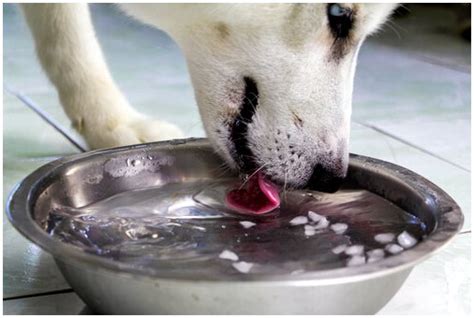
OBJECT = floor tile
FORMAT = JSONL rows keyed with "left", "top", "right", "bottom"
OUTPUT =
{"left": 3, "top": 94, "right": 80, "bottom": 158}
{"left": 379, "top": 233, "right": 471, "bottom": 315}
{"left": 372, "top": 4, "right": 470, "bottom": 71}
{"left": 3, "top": 292, "right": 84, "bottom": 315}
{"left": 3, "top": 94, "right": 80, "bottom": 298}
{"left": 354, "top": 41, "right": 470, "bottom": 170}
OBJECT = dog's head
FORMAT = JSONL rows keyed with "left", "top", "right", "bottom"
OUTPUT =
{"left": 125, "top": 3, "right": 396, "bottom": 191}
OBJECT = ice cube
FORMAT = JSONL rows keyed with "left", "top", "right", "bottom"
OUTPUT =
{"left": 347, "top": 255, "right": 366, "bottom": 267}
{"left": 330, "top": 223, "right": 348, "bottom": 234}
{"left": 290, "top": 216, "right": 308, "bottom": 226}
{"left": 240, "top": 221, "right": 256, "bottom": 229}
{"left": 314, "top": 216, "right": 330, "bottom": 229}
{"left": 397, "top": 231, "right": 417, "bottom": 249}
{"left": 232, "top": 261, "right": 253, "bottom": 273}
{"left": 304, "top": 225, "right": 316, "bottom": 236}
{"left": 367, "top": 249, "right": 385, "bottom": 263}
{"left": 308, "top": 211, "right": 323, "bottom": 223}
{"left": 345, "top": 245, "right": 364, "bottom": 256}
{"left": 385, "top": 243, "right": 404, "bottom": 254}
{"left": 374, "top": 233, "right": 395, "bottom": 244}
{"left": 219, "top": 249, "right": 239, "bottom": 261}
{"left": 331, "top": 244, "right": 347, "bottom": 254}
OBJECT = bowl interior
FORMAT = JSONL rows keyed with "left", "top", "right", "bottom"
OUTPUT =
{"left": 8, "top": 138, "right": 463, "bottom": 282}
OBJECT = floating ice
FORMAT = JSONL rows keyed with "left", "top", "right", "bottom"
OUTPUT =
{"left": 345, "top": 245, "right": 364, "bottom": 256}
{"left": 330, "top": 223, "right": 348, "bottom": 234}
{"left": 232, "top": 261, "right": 253, "bottom": 273}
{"left": 308, "top": 211, "right": 323, "bottom": 223}
{"left": 314, "top": 217, "right": 330, "bottom": 229}
{"left": 304, "top": 225, "right": 316, "bottom": 236}
{"left": 219, "top": 250, "right": 239, "bottom": 261}
{"left": 290, "top": 216, "right": 308, "bottom": 226}
{"left": 397, "top": 231, "right": 417, "bottom": 249}
{"left": 347, "top": 255, "right": 366, "bottom": 267}
{"left": 385, "top": 244, "right": 404, "bottom": 254}
{"left": 240, "top": 221, "right": 256, "bottom": 229}
{"left": 374, "top": 233, "right": 395, "bottom": 244}
{"left": 331, "top": 244, "right": 347, "bottom": 254}
{"left": 367, "top": 249, "right": 385, "bottom": 263}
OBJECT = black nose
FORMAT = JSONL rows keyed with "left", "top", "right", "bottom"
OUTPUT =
{"left": 307, "top": 164, "right": 346, "bottom": 193}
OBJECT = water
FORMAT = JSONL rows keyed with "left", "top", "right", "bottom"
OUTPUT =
{"left": 44, "top": 180, "right": 427, "bottom": 277}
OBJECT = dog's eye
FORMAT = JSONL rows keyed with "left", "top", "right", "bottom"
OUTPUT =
{"left": 327, "top": 3, "right": 353, "bottom": 39}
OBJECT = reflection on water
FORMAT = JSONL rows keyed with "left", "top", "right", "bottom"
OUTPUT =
{"left": 44, "top": 180, "right": 427, "bottom": 277}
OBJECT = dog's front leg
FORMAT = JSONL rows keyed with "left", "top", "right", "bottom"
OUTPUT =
{"left": 21, "top": 4, "right": 183, "bottom": 149}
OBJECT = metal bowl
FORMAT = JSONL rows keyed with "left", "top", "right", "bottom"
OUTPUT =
{"left": 6, "top": 138, "right": 463, "bottom": 314}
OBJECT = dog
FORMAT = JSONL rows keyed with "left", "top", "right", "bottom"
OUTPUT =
{"left": 21, "top": 3, "right": 396, "bottom": 192}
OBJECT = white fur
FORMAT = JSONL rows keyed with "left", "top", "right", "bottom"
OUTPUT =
{"left": 21, "top": 3, "right": 396, "bottom": 186}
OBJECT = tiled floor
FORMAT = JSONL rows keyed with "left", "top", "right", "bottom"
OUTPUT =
{"left": 3, "top": 3, "right": 471, "bottom": 315}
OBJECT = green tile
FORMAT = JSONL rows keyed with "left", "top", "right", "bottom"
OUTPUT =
{"left": 379, "top": 233, "right": 471, "bottom": 315}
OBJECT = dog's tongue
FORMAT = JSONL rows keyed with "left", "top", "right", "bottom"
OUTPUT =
{"left": 225, "top": 173, "right": 280, "bottom": 215}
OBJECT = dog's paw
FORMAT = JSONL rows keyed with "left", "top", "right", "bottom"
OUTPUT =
{"left": 83, "top": 115, "right": 184, "bottom": 150}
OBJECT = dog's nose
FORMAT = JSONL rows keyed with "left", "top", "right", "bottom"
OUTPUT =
{"left": 306, "top": 164, "right": 346, "bottom": 193}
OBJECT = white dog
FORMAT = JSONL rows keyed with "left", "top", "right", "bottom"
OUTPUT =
{"left": 21, "top": 3, "right": 396, "bottom": 192}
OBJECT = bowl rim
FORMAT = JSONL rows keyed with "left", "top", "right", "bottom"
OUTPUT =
{"left": 6, "top": 138, "right": 464, "bottom": 284}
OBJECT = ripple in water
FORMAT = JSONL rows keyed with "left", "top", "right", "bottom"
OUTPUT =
{"left": 44, "top": 180, "right": 427, "bottom": 277}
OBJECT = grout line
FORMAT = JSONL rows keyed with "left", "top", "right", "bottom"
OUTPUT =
{"left": 4, "top": 85, "right": 88, "bottom": 153}
{"left": 412, "top": 53, "right": 470, "bottom": 74}
{"left": 3, "top": 288, "right": 74, "bottom": 301}
{"left": 354, "top": 120, "right": 470, "bottom": 173}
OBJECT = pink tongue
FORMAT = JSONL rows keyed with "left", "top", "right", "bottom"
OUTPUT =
{"left": 225, "top": 173, "right": 281, "bottom": 215}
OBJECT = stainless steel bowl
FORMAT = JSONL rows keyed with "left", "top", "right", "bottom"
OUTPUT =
{"left": 6, "top": 138, "right": 463, "bottom": 314}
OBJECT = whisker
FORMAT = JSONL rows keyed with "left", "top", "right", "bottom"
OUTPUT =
{"left": 238, "top": 163, "right": 269, "bottom": 190}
